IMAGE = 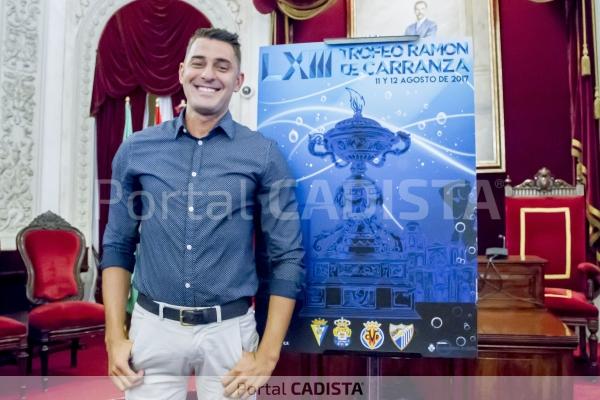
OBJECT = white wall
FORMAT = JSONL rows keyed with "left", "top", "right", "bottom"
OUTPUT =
{"left": 39, "top": 0, "right": 67, "bottom": 216}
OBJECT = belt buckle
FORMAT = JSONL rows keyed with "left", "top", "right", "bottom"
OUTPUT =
{"left": 179, "top": 309, "right": 194, "bottom": 326}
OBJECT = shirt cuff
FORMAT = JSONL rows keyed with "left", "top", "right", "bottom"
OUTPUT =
{"left": 100, "top": 250, "right": 135, "bottom": 273}
{"left": 268, "top": 278, "right": 302, "bottom": 300}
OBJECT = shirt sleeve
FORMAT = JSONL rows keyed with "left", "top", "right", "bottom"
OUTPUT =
{"left": 99, "top": 139, "right": 141, "bottom": 272}
{"left": 256, "top": 140, "right": 306, "bottom": 299}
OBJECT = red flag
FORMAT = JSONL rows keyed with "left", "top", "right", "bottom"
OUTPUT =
{"left": 154, "top": 98, "right": 162, "bottom": 125}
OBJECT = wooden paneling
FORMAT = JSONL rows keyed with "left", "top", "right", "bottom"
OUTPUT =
{"left": 478, "top": 256, "right": 546, "bottom": 309}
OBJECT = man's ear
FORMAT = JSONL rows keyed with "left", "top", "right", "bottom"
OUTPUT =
{"left": 178, "top": 62, "right": 185, "bottom": 84}
{"left": 234, "top": 72, "right": 245, "bottom": 92}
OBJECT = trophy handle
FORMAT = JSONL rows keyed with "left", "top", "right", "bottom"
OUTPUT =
{"left": 370, "top": 130, "right": 411, "bottom": 167}
{"left": 308, "top": 133, "right": 337, "bottom": 165}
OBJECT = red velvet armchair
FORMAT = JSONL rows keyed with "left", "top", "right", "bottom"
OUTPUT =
{"left": 0, "top": 316, "right": 28, "bottom": 366}
{"left": 0, "top": 316, "right": 28, "bottom": 398}
{"left": 505, "top": 168, "right": 600, "bottom": 375}
{"left": 16, "top": 211, "right": 104, "bottom": 380}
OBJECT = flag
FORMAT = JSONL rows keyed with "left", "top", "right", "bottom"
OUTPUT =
{"left": 154, "top": 97, "right": 162, "bottom": 125}
{"left": 123, "top": 96, "right": 138, "bottom": 314}
{"left": 123, "top": 96, "right": 133, "bottom": 140}
{"left": 175, "top": 99, "right": 186, "bottom": 116}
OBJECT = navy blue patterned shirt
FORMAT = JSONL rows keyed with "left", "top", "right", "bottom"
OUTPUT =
{"left": 100, "top": 110, "right": 305, "bottom": 306}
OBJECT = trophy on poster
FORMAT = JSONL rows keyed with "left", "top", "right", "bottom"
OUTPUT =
{"left": 303, "top": 88, "right": 419, "bottom": 319}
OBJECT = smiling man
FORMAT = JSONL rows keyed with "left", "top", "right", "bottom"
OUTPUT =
{"left": 101, "top": 28, "right": 305, "bottom": 399}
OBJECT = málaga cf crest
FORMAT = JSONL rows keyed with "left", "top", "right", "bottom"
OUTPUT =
{"left": 360, "top": 321, "right": 384, "bottom": 350}
{"left": 389, "top": 323, "right": 414, "bottom": 351}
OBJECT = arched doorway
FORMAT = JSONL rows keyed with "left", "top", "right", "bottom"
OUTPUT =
{"left": 62, "top": 1, "right": 268, "bottom": 243}
{"left": 91, "top": 1, "right": 211, "bottom": 246}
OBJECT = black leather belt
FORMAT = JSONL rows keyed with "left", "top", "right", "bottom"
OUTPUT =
{"left": 137, "top": 293, "right": 251, "bottom": 325}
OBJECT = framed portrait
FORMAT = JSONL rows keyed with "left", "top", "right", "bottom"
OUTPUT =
{"left": 349, "top": 0, "right": 505, "bottom": 172}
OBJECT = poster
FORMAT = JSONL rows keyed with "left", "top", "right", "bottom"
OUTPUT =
{"left": 257, "top": 38, "right": 477, "bottom": 358}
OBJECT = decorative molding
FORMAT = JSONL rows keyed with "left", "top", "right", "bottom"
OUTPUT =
{"left": 0, "top": 0, "right": 42, "bottom": 234}
{"left": 505, "top": 167, "right": 584, "bottom": 197}
{"left": 225, "top": 0, "right": 243, "bottom": 26}
{"left": 24, "top": 210, "right": 80, "bottom": 231}
{"left": 74, "top": 0, "right": 92, "bottom": 25}
{"left": 513, "top": 168, "right": 575, "bottom": 192}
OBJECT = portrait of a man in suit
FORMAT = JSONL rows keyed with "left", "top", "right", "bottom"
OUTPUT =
{"left": 404, "top": 0, "right": 438, "bottom": 38}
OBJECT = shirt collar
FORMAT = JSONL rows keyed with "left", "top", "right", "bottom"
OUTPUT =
{"left": 174, "top": 108, "right": 236, "bottom": 140}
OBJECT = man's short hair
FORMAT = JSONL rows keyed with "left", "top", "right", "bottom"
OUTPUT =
{"left": 185, "top": 27, "right": 241, "bottom": 66}
{"left": 415, "top": 0, "right": 428, "bottom": 8}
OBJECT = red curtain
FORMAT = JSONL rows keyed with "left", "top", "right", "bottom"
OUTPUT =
{"left": 567, "top": 0, "right": 600, "bottom": 263}
{"left": 290, "top": 0, "right": 347, "bottom": 43}
{"left": 253, "top": 0, "right": 277, "bottom": 14}
{"left": 92, "top": 0, "right": 210, "bottom": 245}
{"left": 253, "top": 0, "right": 347, "bottom": 44}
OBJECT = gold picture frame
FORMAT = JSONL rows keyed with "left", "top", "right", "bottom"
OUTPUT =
{"left": 348, "top": 0, "right": 505, "bottom": 172}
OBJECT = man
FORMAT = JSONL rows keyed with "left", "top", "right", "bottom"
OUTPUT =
{"left": 101, "top": 28, "right": 305, "bottom": 399}
{"left": 404, "top": 1, "right": 437, "bottom": 38}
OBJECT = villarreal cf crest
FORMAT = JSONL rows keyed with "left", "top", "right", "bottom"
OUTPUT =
{"left": 360, "top": 321, "right": 384, "bottom": 350}
{"left": 310, "top": 319, "right": 328, "bottom": 346}
{"left": 333, "top": 318, "right": 352, "bottom": 347}
{"left": 389, "top": 323, "right": 414, "bottom": 351}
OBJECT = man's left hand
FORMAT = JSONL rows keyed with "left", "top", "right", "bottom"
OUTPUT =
{"left": 222, "top": 350, "right": 277, "bottom": 399}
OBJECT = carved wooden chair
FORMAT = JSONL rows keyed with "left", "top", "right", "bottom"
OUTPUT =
{"left": 16, "top": 211, "right": 104, "bottom": 382}
{"left": 0, "top": 316, "right": 28, "bottom": 398}
{"left": 504, "top": 168, "right": 600, "bottom": 375}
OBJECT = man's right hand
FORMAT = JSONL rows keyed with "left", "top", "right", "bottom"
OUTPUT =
{"left": 102, "top": 267, "right": 141, "bottom": 391}
{"left": 106, "top": 337, "right": 144, "bottom": 391}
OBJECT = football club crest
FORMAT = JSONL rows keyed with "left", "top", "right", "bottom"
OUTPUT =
{"left": 360, "top": 321, "right": 384, "bottom": 350}
{"left": 333, "top": 318, "right": 352, "bottom": 347}
{"left": 310, "top": 319, "right": 328, "bottom": 346}
{"left": 389, "top": 323, "right": 415, "bottom": 351}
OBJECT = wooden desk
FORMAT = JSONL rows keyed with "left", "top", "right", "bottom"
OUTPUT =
{"left": 374, "top": 309, "right": 578, "bottom": 399}
{"left": 460, "top": 309, "right": 577, "bottom": 399}
{"left": 477, "top": 255, "right": 546, "bottom": 309}
{"left": 476, "top": 308, "right": 576, "bottom": 374}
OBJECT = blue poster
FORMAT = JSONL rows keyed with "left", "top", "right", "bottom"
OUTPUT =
{"left": 257, "top": 39, "right": 477, "bottom": 358}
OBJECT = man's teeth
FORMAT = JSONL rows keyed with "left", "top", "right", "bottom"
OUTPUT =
{"left": 195, "top": 86, "right": 217, "bottom": 92}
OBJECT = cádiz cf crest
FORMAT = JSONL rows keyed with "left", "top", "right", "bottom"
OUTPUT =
{"left": 310, "top": 319, "right": 329, "bottom": 346}
{"left": 389, "top": 323, "right": 414, "bottom": 351}
{"left": 360, "top": 321, "right": 384, "bottom": 350}
{"left": 333, "top": 318, "right": 352, "bottom": 347}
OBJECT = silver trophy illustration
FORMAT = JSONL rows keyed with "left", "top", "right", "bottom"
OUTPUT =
{"left": 303, "top": 88, "right": 418, "bottom": 319}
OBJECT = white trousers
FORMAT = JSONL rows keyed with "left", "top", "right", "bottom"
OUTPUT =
{"left": 126, "top": 302, "right": 259, "bottom": 400}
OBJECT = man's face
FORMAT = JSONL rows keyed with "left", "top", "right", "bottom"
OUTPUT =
{"left": 179, "top": 38, "right": 244, "bottom": 119}
{"left": 415, "top": 3, "right": 427, "bottom": 21}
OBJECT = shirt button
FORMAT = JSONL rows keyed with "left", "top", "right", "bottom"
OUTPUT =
{"left": 188, "top": 206, "right": 194, "bottom": 212}
{"left": 186, "top": 244, "right": 192, "bottom": 250}
{"left": 183, "top": 128, "right": 187, "bottom": 134}
{"left": 191, "top": 171, "right": 197, "bottom": 177}
{"left": 197, "top": 140, "right": 203, "bottom": 146}
{"left": 185, "top": 282, "right": 191, "bottom": 289}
